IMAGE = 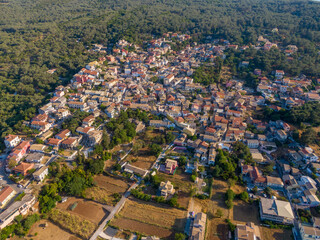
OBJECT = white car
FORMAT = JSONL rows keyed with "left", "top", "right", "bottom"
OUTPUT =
{"left": 0, "top": 177, "right": 2, "bottom": 180}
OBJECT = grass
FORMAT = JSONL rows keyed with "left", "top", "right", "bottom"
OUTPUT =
{"left": 85, "top": 187, "right": 118, "bottom": 205}
{"left": 260, "top": 226, "right": 293, "bottom": 240}
{"left": 85, "top": 175, "right": 129, "bottom": 205}
{"left": 49, "top": 209, "right": 96, "bottom": 239}
{"left": 192, "top": 179, "right": 246, "bottom": 240}
{"left": 158, "top": 170, "right": 194, "bottom": 192}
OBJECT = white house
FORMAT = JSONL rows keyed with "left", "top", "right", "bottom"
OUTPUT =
{"left": 33, "top": 166, "right": 48, "bottom": 182}
{"left": 0, "top": 186, "right": 15, "bottom": 207}
{"left": 4, "top": 135, "right": 21, "bottom": 149}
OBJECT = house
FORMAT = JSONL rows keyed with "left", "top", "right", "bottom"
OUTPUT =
{"left": 208, "top": 148, "right": 216, "bottom": 165}
{"left": 82, "top": 115, "right": 95, "bottom": 127}
{"left": 159, "top": 181, "right": 175, "bottom": 199}
{"left": 13, "top": 162, "right": 34, "bottom": 176}
{"left": 25, "top": 153, "right": 44, "bottom": 163}
{"left": 8, "top": 141, "right": 30, "bottom": 163}
{"left": 0, "top": 186, "right": 15, "bottom": 207}
{"left": 259, "top": 198, "right": 294, "bottom": 224}
{"left": 47, "top": 138, "right": 62, "bottom": 148}
{"left": 149, "top": 120, "right": 174, "bottom": 128}
{"left": 0, "top": 194, "right": 36, "bottom": 229}
{"left": 161, "top": 159, "right": 178, "bottom": 175}
{"left": 29, "top": 144, "right": 46, "bottom": 153}
{"left": 275, "top": 70, "right": 285, "bottom": 79}
{"left": 68, "top": 101, "right": 87, "bottom": 111}
{"left": 4, "top": 135, "right": 21, "bottom": 149}
{"left": 61, "top": 137, "right": 80, "bottom": 149}
{"left": 191, "top": 212, "right": 207, "bottom": 240}
{"left": 266, "top": 176, "right": 284, "bottom": 190}
{"left": 30, "top": 121, "right": 51, "bottom": 132}
{"left": 141, "top": 237, "right": 160, "bottom": 240}
{"left": 276, "top": 130, "right": 288, "bottom": 142}
{"left": 123, "top": 163, "right": 148, "bottom": 178}
{"left": 55, "top": 129, "right": 71, "bottom": 140}
{"left": 33, "top": 166, "right": 48, "bottom": 182}
{"left": 87, "top": 130, "right": 103, "bottom": 146}
{"left": 304, "top": 190, "right": 320, "bottom": 207}
{"left": 247, "top": 139, "right": 259, "bottom": 149}
{"left": 235, "top": 222, "right": 261, "bottom": 240}
{"left": 283, "top": 175, "right": 300, "bottom": 191}
{"left": 247, "top": 167, "right": 266, "bottom": 186}
{"left": 299, "top": 223, "right": 320, "bottom": 240}
{"left": 164, "top": 74, "right": 175, "bottom": 85}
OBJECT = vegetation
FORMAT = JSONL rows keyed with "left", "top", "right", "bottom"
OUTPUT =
{"left": 0, "top": 0, "right": 320, "bottom": 151}
{"left": 49, "top": 209, "right": 96, "bottom": 239}
{"left": 225, "top": 189, "right": 235, "bottom": 209}
{"left": 175, "top": 233, "right": 186, "bottom": 240}
{"left": 263, "top": 102, "right": 320, "bottom": 127}
{"left": 0, "top": 214, "right": 40, "bottom": 239}
{"left": 131, "top": 189, "right": 180, "bottom": 208}
{"left": 192, "top": 59, "right": 223, "bottom": 85}
{"left": 298, "top": 209, "right": 312, "bottom": 224}
{"left": 238, "top": 191, "right": 249, "bottom": 203}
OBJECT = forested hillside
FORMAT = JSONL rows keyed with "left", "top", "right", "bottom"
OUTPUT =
{"left": 0, "top": 0, "right": 320, "bottom": 149}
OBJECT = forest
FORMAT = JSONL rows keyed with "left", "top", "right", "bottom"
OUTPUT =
{"left": 1, "top": 0, "right": 320, "bottom": 150}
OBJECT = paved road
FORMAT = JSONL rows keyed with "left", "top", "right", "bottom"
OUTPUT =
{"left": 0, "top": 154, "right": 23, "bottom": 194}
{"left": 90, "top": 182, "right": 139, "bottom": 240}
{"left": 90, "top": 139, "right": 174, "bottom": 240}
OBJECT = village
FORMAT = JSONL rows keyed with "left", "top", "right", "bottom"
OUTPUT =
{"left": 0, "top": 32, "right": 320, "bottom": 240}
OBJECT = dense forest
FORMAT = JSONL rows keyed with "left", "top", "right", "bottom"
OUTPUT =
{"left": 1, "top": 0, "right": 320, "bottom": 149}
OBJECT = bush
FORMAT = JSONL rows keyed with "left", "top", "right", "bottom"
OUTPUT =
{"left": 215, "top": 208, "right": 223, "bottom": 218}
{"left": 175, "top": 233, "right": 186, "bottom": 240}
{"left": 225, "top": 219, "right": 236, "bottom": 232}
{"left": 239, "top": 191, "right": 249, "bottom": 202}
{"left": 191, "top": 174, "right": 197, "bottom": 182}
{"left": 225, "top": 199, "right": 234, "bottom": 209}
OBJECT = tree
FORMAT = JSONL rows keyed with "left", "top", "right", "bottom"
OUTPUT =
{"left": 168, "top": 196, "right": 179, "bottom": 207}
{"left": 88, "top": 159, "right": 104, "bottom": 175}
{"left": 225, "top": 189, "right": 235, "bottom": 209}
{"left": 227, "top": 178, "right": 236, "bottom": 187}
{"left": 239, "top": 191, "right": 249, "bottom": 202}
{"left": 175, "top": 233, "right": 185, "bottom": 240}
{"left": 178, "top": 156, "right": 187, "bottom": 167}
{"left": 149, "top": 143, "right": 162, "bottom": 157}
{"left": 34, "top": 138, "right": 44, "bottom": 144}
{"left": 300, "top": 128, "right": 317, "bottom": 145}
{"left": 215, "top": 208, "right": 223, "bottom": 218}
{"left": 191, "top": 174, "right": 197, "bottom": 182}
{"left": 101, "top": 130, "right": 110, "bottom": 150}
{"left": 264, "top": 187, "right": 272, "bottom": 197}
{"left": 252, "top": 186, "right": 258, "bottom": 194}
{"left": 263, "top": 163, "right": 274, "bottom": 175}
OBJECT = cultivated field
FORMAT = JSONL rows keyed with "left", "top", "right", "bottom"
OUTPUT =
{"left": 260, "top": 226, "right": 293, "bottom": 240}
{"left": 193, "top": 179, "right": 245, "bottom": 240}
{"left": 232, "top": 200, "right": 260, "bottom": 224}
{"left": 25, "top": 219, "right": 80, "bottom": 240}
{"left": 158, "top": 170, "right": 194, "bottom": 192}
{"left": 85, "top": 175, "right": 129, "bottom": 205}
{"left": 157, "top": 170, "right": 194, "bottom": 208}
{"left": 126, "top": 147, "right": 157, "bottom": 169}
{"left": 111, "top": 198, "right": 187, "bottom": 239}
{"left": 194, "top": 178, "right": 292, "bottom": 240}
{"left": 49, "top": 209, "right": 96, "bottom": 239}
{"left": 57, "top": 197, "right": 107, "bottom": 224}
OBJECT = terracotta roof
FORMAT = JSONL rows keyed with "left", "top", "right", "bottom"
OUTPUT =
{"left": 13, "top": 162, "right": 34, "bottom": 174}
{"left": 0, "top": 186, "right": 14, "bottom": 203}
{"left": 5, "top": 135, "right": 19, "bottom": 142}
